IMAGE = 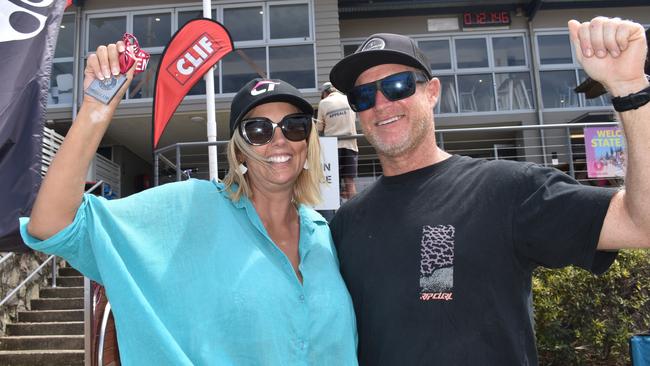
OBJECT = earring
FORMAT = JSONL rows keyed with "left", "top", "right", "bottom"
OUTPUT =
{"left": 303, "top": 160, "right": 309, "bottom": 170}
{"left": 238, "top": 162, "right": 248, "bottom": 175}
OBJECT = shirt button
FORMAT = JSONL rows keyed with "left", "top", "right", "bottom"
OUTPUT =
{"left": 299, "top": 294, "right": 305, "bottom": 302}
{"left": 299, "top": 340, "right": 305, "bottom": 350}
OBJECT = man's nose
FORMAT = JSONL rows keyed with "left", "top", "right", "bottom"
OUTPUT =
{"left": 373, "top": 87, "right": 391, "bottom": 109}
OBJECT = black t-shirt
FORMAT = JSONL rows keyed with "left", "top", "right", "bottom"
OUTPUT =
{"left": 330, "top": 155, "right": 617, "bottom": 366}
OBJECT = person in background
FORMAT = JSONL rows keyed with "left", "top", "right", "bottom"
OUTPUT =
{"left": 317, "top": 81, "right": 359, "bottom": 201}
{"left": 329, "top": 17, "right": 649, "bottom": 365}
{"left": 20, "top": 40, "right": 358, "bottom": 365}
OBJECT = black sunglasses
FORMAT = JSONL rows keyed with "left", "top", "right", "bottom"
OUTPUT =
{"left": 239, "top": 113, "right": 313, "bottom": 145}
{"left": 347, "top": 71, "right": 429, "bottom": 112}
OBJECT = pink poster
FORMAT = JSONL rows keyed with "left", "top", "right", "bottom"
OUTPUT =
{"left": 583, "top": 126, "right": 626, "bottom": 178}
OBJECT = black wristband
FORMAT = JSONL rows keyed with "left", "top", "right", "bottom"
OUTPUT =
{"left": 611, "top": 83, "right": 650, "bottom": 112}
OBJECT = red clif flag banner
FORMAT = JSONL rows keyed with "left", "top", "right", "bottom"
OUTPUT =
{"left": 0, "top": 0, "right": 67, "bottom": 251}
{"left": 153, "top": 19, "right": 234, "bottom": 148}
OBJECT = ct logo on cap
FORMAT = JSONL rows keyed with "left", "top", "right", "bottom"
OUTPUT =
{"left": 361, "top": 38, "right": 386, "bottom": 51}
{"left": 251, "top": 80, "right": 281, "bottom": 96}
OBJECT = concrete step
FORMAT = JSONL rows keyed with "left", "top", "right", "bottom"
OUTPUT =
{"left": 52, "top": 276, "right": 83, "bottom": 287}
{"left": 18, "top": 310, "right": 83, "bottom": 323}
{"left": 39, "top": 287, "right": 83, "bottom": 299}
{"left": 30, "top": 298, "right": 83, "bottom": 311}
{"left": 0, "top": 349, "right": 83, "bottom": 365}
{"left": 6, "top": 322, "right": 83, "bottom": 336}
{"left": 0, "top": 335, "right": 83, "bottom": 350}
{"left": 57, "top": 267, "right": 81, "bottom": 277}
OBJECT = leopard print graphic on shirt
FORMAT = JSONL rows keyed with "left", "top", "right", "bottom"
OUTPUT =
{"left": 419, "top": 225, "right": 455, "bottom": 300}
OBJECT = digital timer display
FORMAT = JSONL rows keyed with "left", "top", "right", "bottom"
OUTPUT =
{"left": 463, "top": 11, "right": 511, "bottom": 27}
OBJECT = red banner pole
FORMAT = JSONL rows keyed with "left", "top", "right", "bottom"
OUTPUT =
{"left": 203, "top": 0, "right": 218, "bottom": 180}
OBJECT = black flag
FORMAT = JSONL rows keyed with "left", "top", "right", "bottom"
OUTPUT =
{"left": 0, "top": 0, "right": 67, "bottom": 251}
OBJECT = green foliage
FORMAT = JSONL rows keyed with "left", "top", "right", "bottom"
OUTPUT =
{"left": 533, "top": 250, "right": 650, "bottom": 366}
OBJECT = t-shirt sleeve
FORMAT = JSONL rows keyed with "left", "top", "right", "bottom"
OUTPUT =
{"left": 512, "top": 164, "right": 618, "bottom": 274}
{"left": 20, "top": 194, "right": 106, "bottom": 283}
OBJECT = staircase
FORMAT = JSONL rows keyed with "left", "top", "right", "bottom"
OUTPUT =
{"left": 0, "top": 266, "right": 85, "bottom": 365}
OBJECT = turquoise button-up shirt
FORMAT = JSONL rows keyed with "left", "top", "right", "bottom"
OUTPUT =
{"left": 20, "top": 179, "right": 358, "bottom": 365}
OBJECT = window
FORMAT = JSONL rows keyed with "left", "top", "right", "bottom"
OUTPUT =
{"left": 218, "top": 2, "right": 315, "bottom": 93}
{"left": 455, "top": 38, "right": 488, "bottom": 69}
{"left": 223, "top": 7, "right": 262, "bottom": 42}
{"left": 269, "top": 4, "right": 309, "bottom": 39}
{"left": 458, "top": 74, "right": 495, "bottom": 112}
{"left": 540, "top": 70, "right": 578, "bottom": 108}
{"left": 269, "top": 44, "right": 314, "bottom": 88}
{"left": 50, "top": 13, "right": 76, "bottom": 106}
{"left": 84, "top": 2, "right": 315, "bottom": 101}
{"left": 537, "top": 34, "right": 572, "bottom": 65}
{"left": 419, "top": 40, "right": 451, "bottom": 70}
{"left": 87, "top": 11, "right": 171, "bottom": 100}
{"left": 536, "top": 32, "right": 611, "bottom": 110}
{"left": 495, "top": 72, "right": 533, "bottom": 110}
{"left": 222, "top": 48, "right": 266, "bottom": 93}
{"left": 88, "top": 16, "right": 126, "bottom": 51}
{"left": 492, "top": 36, "right": 525, "bottom": 67}
{"left": 578, "top": 70, "right": 611, "bottom": 107}
{"left": 417, "top": 33, "right": 533, "bottom": 115}
{"left": 133, "top": 13, "right": 171, "bottom": 48}
{"left": 129, "top": 13, "right": 171, "bottom": 99}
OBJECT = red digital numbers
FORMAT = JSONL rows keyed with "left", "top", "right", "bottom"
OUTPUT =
{"left": 463, "top": 11, "right": 511, "bottom": 27}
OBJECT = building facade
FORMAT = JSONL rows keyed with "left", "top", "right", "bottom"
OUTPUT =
{"left": 47, "top": 0, "right": 650, "bottom": 195}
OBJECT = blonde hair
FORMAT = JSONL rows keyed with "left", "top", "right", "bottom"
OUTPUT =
{"left": 223, "top": 120, "right": 325, "bottom": 206}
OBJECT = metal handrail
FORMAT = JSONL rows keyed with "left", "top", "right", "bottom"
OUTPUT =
{"left": 86, "top": 180, "right": 104, "bottom": 195}
{"left": 153, "top": 121, "right": 620, "bottom": 185}
{"left": 0, "top": 255, "right": 56, "bottom": 307}
{"left": 97, "top": 301, "right": 112, "bottom": 366}
{"left": 0, "top": 253, "right": 14, "bottom": 267}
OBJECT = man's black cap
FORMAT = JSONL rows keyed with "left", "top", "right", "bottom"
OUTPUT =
{"left": 229, "top": 78, "right": 314, "bottom": 136}
{"left": 329, "top": 33, "right": 432, "bottom": 94}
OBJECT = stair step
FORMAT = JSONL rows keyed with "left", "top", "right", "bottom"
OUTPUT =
{"left": 52, "top": 276, "right": 83, "bottom": 287}
{"left": 19, "top": 310, "right": 84, "bottom": 323}
{"left": 39, "top": 287, "right": 83, "bottom": 299}
{"left": 57, "top": 267, "right": 81, "bottom": 277}
{"left": 0, "top": 349, "right": 83, "bottom": 365}
{"left": 30, "top": 298, "right": 83, "bottom": 311}
{"left": 6, "top": 322, "right": 83, "bottom": 336}
{"left": 0, "top": 335, "right": 83, "bottom": 350}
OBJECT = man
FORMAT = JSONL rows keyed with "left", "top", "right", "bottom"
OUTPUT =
{"left": 317, "top": 81, "right": 359, "bottom": 200}
{"left": 329, "top": 17, "right": 650, "bottom": 365}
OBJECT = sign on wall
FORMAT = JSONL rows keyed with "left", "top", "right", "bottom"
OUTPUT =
{"left": 314, "top": 137, "right": 340, "bottom": 211}
{"left": 583, "top": 126, "right": 626, "bottom": 178}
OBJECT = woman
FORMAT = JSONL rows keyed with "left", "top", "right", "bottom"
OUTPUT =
{"left": 20, "top": 40, "right": 357, "bottom": 365}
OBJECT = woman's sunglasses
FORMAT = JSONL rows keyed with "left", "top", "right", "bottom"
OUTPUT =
{"left": 239, "top": 113, "right": 313, "bottom": 146}
{"left": 347, "top": 71, "right": 430, "bottom": 112}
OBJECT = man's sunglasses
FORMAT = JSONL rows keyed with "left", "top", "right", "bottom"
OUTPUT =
{"left": 239, "top": 113, "right": 313, "bottom": 145}
{"left": 347, "top": 71, "right": 430, "bottom": 112}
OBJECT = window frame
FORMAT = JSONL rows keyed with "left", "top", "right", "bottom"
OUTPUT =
{"left": 82, "top": 0, "right": 316, "bottom": 102}
{"left": 421, "top": 31, "right": 533, "bottom": 116}
{"left": 342, "top": 31, "right": 535, "bottom": 116}
{"left": 50, "top": 12, "right": 77, "bottom": 107}
{"left": 85, "top": 10, "right": 172, "bottom": 101}
{"left": 534, "top": 28, "right": 616, "bottom": 111}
